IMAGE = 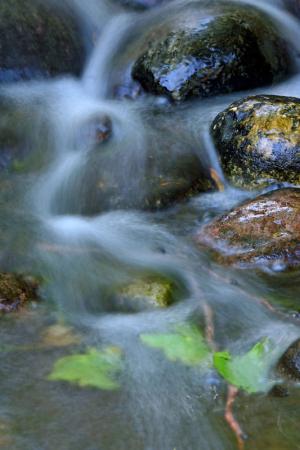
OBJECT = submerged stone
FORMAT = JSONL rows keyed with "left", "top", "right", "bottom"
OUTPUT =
{"left": 277, "top": 339, "right": 300, "bottom": 380}
{"left": 111, "top": 277, "right": 174, "bottom": 312}
{"left": 0, "top": 0, "right": 85, "bottom": 83}
{"left": 0, "top": 99, "right": 33, "bottom": 171}
{"left": 0, "top": 273, "right": 39, "bottom": 313}
{"left": 132, "top": 2, "right": 291, "bottom": 101}
{"left": 40, "top": 324, "right": 80, "bottom": 348}
{"left": 211, "top": 95, "right": 300, "bottom": 189}
{"left": 59, "top": 108, "right": 215, "bottom": 214}
{"left": 196, "top": 188, "right": 300, "bottom": 270}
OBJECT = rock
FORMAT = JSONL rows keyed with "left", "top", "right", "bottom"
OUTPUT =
{"left": 196, "top": 188, "right": 300, "bottom": 270}
{"left": 110, "top": 277, "right": 174, "bottom": 312}
{"left": 277, "top": 339, "right": 300, "bottom": 380}
{"left": 56, "top": 108, "right": 216, "bottom": 214}
{"left": 0, "top": 99, "right": 32, "bottom": 171}
{"left": 0, "top": 273, "right": 39, "bottom": 313}
{"left": 211, "top": 95, "right": 300, "bottom": 189}
{"left": 0, "top": 0, "right": 85, "bottom": 83}
{"left": 284, "top": 0, "right": 300, "bottom": 17}
{"left": 132, "top": 2, "right": 291, "bottom": 102}
{"left": 118, "top": 0, "right": 165, "bottom": 10}
{"left": 40, "top": 324, "right": 80, "bottom": 348}
{"left": 262, "top": 270, "right": 300, "bottom": 313}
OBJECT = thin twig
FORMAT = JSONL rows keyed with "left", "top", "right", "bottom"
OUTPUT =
{"left": 202, "top": 302, "right": 217, "bottom": 351}
{"left": 225, "top": 385, "right": 246, "bottom": 450}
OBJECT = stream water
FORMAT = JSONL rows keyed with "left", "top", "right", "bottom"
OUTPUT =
{"left": 0, "top": 0, "right": 300, "bottom": 449}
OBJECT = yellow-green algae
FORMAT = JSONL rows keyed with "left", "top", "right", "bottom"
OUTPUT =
{"left": 119, "top": 276, "right": 174, "bottom": 308}
{"left": 212, "top": 95, "right": 300, "bottom": 188}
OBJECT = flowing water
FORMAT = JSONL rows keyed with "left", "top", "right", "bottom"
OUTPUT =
{"left": 1, "top": 0, "right": 300, "bottom": 449}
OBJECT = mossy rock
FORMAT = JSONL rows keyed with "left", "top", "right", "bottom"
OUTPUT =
{"left": 277, "top": 339, "right": 300, "bottom": 380}
{"left": 0, "top": 273, "right": 39, "bottom": 313}
{"left": 0, "top": 0, "right": 85, "bottom": 82}
{"left": 196, "top": 188, "right": 300, "bottom": 271}
{"left": 211, "top": 95, "right": 300, "bottom": 189}
{"left": 111, "top": 277, "right": 174, "bottom": 313}
{"left": 132, "top": 2, "right": 291, "bottom": 102}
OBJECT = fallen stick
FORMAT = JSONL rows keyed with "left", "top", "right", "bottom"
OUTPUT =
{"left": 225, "top": 385, "right": 246, "bottom": 450}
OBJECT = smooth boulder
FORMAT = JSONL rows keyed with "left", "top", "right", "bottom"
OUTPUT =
{"left": 132, "top": 2, "right": 291, "bottom": 102}
{"left": 196, "top": 188, "right": 300, "bottom": 270}
{"left": 211, "top": 95, "right": 300, "bottom": 189}
{"left": 0, "top": 0, "right": 85, "bottom": 82}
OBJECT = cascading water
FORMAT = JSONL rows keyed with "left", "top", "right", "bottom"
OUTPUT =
{"left": 0, "top": 1, "right": 300, "bottom": 449}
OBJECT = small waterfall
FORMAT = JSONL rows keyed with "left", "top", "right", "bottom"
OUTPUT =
{"left": 82, "top": 14, "right": 135, "bottom": 97}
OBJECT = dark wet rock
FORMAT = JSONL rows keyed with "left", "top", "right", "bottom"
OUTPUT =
{"left": 118, "top": 0, "right": 166, "bottom": 10}
{"left": 0, "top": 273, "right": 39, "bottom": 314}
{"left": 55, "top": 108, "right": 216, "bottom": 214}
{"left": 109, "top": 277, "right": 174, "bottom": 313}
{"left": 284, "top": 0, "right": 300, "bottom": 17}
{"left": 277, "top": 339, "right": 300, "bottom": 380}
{"left": 196, "top": 188, "right": 300, "bottom": 270}
{"left": 211, "top": 95, "right": 300, "bottom": 189}
{"left": 269, "top": 384, "right": 289, "bottom": 397}
{"left": 132, "top": 3, "right": 291, "bottom": 102}
{"left": 0, "top": 0, "right": 85, "bottom": 83}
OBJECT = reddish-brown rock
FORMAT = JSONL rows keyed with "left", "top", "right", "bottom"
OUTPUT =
{"left": 196, "top": 188, "right": 300, "bottom": 270}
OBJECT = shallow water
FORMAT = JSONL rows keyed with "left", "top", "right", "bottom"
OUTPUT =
{"left": 0, "top": 0, "right": 300, "bottom": 449}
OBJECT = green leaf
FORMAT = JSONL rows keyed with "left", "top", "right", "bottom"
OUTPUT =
{"left": 48, "top": 347, "right": 122, "bottom": 390}
{"left": 213, "top": 339, "right": 274, "bottom": 393}
{"left": 140, "top": 325, "right": 211, "bottom": 366}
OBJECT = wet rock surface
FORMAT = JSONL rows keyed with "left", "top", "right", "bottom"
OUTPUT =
{"left": 0, "top": 0, "right": 85, "bottom": 83}
{"left": 211, "top": 95, "right": 300, "bottom": 189}
{"left": 284, "top": 0, "right": 300, "bottom": 17}
{"left": 196, "top": 188, "right": 300, "bottom": 270}
{"left": 0, "top": 273, "right": 39, "bottom": 313}
{"left": 277, "top": 339, "right": 300, "bottom": 380}
{"left": 118, "top": 0, "right": 166, "bottom": 10}
{"left": 58, "top": 109, "right": 216, "bottom": 214}
{"left": 132, "top": 3, "right": 291, "bottom": 102}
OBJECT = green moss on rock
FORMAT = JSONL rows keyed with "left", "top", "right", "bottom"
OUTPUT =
{"left": 113, "top": 277, "right": 174, "bottom": 312}
{"left": 211, "top": 95, "right": 300, "bottom": 189}
{"left": 132, "top": 3, "right": 291, "bottom": 101}
{"left": 196, "top": 188, "right": 300, "bottom": 270}
{"left": 0, "top": 0, "right": 85, "bottom": 82}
